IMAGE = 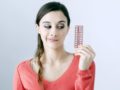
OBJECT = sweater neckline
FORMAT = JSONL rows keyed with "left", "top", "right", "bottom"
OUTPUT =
{"left": 27, "top": 53, "right": 75, "bottom": 84}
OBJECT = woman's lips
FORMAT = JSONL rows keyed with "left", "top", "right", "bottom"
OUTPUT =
{"left": 48, "top": 38, "right": 58, "bottom": 42}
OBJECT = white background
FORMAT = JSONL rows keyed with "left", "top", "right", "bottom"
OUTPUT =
{"left": 0, "top": 0, "right": 120, "bottom": 90}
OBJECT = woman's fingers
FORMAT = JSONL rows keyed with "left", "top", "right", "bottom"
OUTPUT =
{"left": 85, "top": 45, "right": 96, "bottom": 56}
{"left": 75, "top": 45, "right": 96, "bottom": 58}
{"left": 75, "top": 44, "right": 96, "bottom": 70}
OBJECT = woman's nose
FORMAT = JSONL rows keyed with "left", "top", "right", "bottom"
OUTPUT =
{"left": 50, "top": 28, "right": 57, "bottom": 37}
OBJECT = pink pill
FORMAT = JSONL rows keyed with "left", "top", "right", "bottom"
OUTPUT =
{"left": 74, "top": 25, "right": 83, "bottom": 48}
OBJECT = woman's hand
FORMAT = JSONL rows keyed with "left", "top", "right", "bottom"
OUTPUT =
{"left": 75, "top": 45, "right": 96, "bottom": 70}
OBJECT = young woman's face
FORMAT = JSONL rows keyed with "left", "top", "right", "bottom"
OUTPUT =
{"left": 36, "top": 11, "right": 70, "bottom": 49}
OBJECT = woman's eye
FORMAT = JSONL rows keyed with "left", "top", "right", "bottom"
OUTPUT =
{"left": 57, "top": 25, "right": 64, "bottom": 29}
{"left": 44, "top": 25, "right": 51, "bottom": 29}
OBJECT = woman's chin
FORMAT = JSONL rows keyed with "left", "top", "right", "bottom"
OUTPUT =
{"left": 47, "top": 44, "right": 62, "bottom": 50}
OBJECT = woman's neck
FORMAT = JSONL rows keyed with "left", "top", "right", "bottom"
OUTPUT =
{"left": 42, "top": 45, "right": 68, "bottom": 65}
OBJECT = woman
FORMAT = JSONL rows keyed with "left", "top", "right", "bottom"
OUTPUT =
{"left": 13, "top": 1, "right": 96, "bottom": 90}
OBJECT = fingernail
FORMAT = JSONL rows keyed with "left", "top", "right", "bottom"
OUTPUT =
{"left": 78, "top": 45, "right": 82, "bottom": 48}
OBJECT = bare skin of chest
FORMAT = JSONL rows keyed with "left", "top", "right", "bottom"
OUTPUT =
{"left": 30, "top": 53, "right": 73, "bottom": 82}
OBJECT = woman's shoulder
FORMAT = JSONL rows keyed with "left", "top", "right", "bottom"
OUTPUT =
{"left": 67, "top": 52, "right": 79, "bottom": 60}
{"left": 15, "top": 58, "right": 32, "bottom": 71}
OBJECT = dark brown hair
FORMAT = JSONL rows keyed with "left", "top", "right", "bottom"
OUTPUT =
{"left": 34, "top": 1, "right": 70, "bottom": 89}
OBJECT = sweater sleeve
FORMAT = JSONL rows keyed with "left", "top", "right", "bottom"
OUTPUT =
{"left": 75, "top": 61, "right": 95, "bottom": 90}
{"left": 13, "top": 65, "right": 25, "bottom": 90}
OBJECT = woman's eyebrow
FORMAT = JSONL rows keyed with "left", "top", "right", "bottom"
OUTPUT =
{"left": 42, "top": 20, "right": 66, "bottom": 24}
{"left": 58, "top": 20, "right": 66, "bottom": 23}
{"left": 42, "top": 21, "right": 50, "bottom": 24}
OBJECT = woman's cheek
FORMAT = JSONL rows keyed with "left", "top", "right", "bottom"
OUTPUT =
{"left": 40, "top": 34, "right": 46, "bottom": 43}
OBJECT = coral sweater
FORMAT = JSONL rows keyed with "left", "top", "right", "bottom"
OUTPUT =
{"left": 13, "top": 54, "right": 95, "bottom": 90}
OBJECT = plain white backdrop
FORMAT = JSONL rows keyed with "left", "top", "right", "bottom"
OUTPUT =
{"left": 0, "top": 0, "right": 120, "bottom": 90}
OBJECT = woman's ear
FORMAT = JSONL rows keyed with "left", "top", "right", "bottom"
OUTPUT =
{"left": 35, "top": 24, "right": 40, "bottom": 34}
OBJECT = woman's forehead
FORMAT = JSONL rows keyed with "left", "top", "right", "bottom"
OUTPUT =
{"left": 40, "top": 11, "right": 67, "bottom": 24}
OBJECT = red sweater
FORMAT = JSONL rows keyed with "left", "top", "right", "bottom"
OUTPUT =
{"left": 13, "top": 54, "right": 95, "bottom": 90}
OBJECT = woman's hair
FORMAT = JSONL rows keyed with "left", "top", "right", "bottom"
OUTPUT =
{"left": 34, "top": 1, "right": 70, "bottom": 89}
